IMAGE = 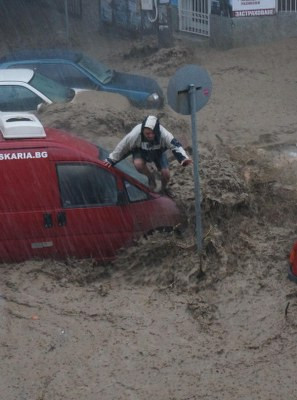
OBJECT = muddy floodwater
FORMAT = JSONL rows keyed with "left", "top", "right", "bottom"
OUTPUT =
{"left": 1, "top": 5, "right": 297, "bottom": 399}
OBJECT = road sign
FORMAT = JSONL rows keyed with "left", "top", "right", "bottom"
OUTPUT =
{"left": 167, "top": 64, "right": 212, "bottom": 115}
{"left": 167, "top": 65, "right": 212, "bottom": 252}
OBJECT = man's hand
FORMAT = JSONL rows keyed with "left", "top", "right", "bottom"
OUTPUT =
{"left": 103, "top": 159, "right": 113, "bottom": 168}
{"left": 181, "top": 159, "right": 193, "bottom": 167}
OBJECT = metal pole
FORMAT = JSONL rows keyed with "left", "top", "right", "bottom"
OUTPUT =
{"left": 64, "top": 0, "right": 69, "bottom": 41}
{"left": 189, "top": 84, "right": 203, "bottom": 252}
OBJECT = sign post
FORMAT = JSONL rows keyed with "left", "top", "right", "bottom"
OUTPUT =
{"left": 167, "top": 65, "right": 212, "bottom": 252}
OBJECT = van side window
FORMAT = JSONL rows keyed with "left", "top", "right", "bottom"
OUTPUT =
{"left": 124, "top": 181, "right": 148, "bottom": 202}
{"left": 57, "top": 164, "right": 117, "bottom": 207}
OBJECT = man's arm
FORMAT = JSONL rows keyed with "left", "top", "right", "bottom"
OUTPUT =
{"left": 105, "top": 124, "right": 142, "bottom": 166}
{"left": 160, "top": 126, "right": 192, "bottom": 165}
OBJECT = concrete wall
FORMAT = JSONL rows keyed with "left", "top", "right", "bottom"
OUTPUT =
{"left": 81, "top": 0, "right": 100, "bottom": 32}
{"left": 60, "top": 1, "right": 297, "bottom": 49}
{"left": 210, "top": 13, "right": 297, "bottom": 49}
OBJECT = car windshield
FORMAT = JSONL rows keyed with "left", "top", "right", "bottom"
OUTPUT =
{"left": 98, "top": 146, "right": 148, "bottom": 186}
{"left": 29, "top": 72, "right": 75, "bottom": 102}
{"left": 78, "top": 55, "right": 114, "bottom": 85}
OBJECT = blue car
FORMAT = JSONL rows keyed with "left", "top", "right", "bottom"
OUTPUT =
{"left": 0, "top": 50, "right": 164, "bottom": 109}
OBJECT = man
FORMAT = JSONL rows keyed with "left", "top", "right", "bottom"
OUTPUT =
{"left": 104, "top": 115, "right": 192, "bottom": 196}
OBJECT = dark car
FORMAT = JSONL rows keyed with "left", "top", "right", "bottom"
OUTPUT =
{"left": 0, "top": 50, "right": 164, "bottom": 109}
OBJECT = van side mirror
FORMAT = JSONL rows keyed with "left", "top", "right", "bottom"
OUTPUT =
{"left": 117, "top": 190, "right": 127, "bottom": 205}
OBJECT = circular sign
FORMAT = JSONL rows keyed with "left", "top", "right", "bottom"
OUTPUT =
{"left": 167, "top": 65, "right": 212, "bottom": 115}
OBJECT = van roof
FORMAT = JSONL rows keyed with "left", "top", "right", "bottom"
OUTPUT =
{"left": 0, "top": 69, "right": 34, "bottom": 83}
{"left": 0, "top": 113, "right": 46, "bottom": 138}
{"left": 0, "top": 112, "right": 99, "bottom": 161}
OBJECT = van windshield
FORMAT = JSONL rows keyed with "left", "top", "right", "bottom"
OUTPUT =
{"left": 98, "top": 146, "right": 148, "bottom": 186}
{"left": 29, "top": 72, "right": 75, "bottom": 102}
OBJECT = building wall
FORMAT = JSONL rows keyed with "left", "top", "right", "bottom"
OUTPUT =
{"left": 210, "top": 13, "right": 297, "bottom": 48}
{"left": 81, "top": 0, "right": 100, "bottom": 31}
{"left": 74, "top": 1, "right": 297, "bottom": 49}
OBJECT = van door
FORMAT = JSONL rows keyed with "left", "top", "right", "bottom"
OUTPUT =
{"left": 0, "top": 151, "right": 133, "bottom": 262}
{"left": 52, "top": 162, "right": 133, "bottom": 260}
{"left": 122, "top": 178, "right": 180, "bottom": 235}
{"left": 0, "top": 147, "right": 60, "bottom": 262}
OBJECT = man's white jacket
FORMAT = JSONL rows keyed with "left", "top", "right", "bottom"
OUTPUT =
{"left": 107, "top": 123, "right": 189, "bottom": 165}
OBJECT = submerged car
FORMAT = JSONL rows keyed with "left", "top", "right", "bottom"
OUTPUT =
{"left": 0, "top": 50, "right": 164, "bottom": 109}
{"left": 288, "top": 241, "right": 297, "bottom": 283}
{"left": 0, "top": 68, "right": 80, "bottom": 112}
{"left": 0, "top": 113, "right": 180, "bottom": 263}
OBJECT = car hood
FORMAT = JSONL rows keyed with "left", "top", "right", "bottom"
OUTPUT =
{"left": 110, "top": 72, "right": 163, "bottom": 96}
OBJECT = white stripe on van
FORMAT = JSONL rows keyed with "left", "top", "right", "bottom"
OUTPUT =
{"left": 31, "top": 241, "right": 53, "bottom": 249}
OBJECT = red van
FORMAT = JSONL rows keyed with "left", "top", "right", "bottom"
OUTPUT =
{"left": 0, "top": 113, "right": 181, "bottom": 263}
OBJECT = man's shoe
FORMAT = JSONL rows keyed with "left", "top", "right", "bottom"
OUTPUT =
{"left": 162, "top": 187, "right": 175, "bottom": 198}
{"left": 148, "top": 176, "right": 157, "bottom": 191}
